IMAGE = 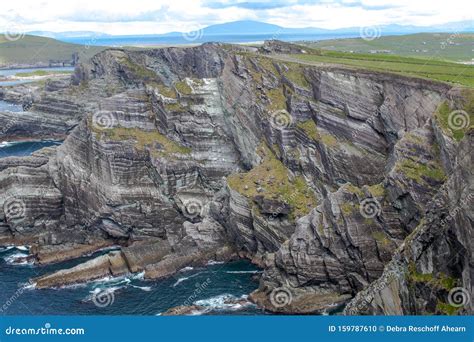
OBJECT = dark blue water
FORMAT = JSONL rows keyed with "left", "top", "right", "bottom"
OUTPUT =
{"left": 0, "top": 100, "right": 23, "bottom": 112}
{"left": 63, "top": 33, "right": 360, "bottom": 47}
{"left": 0, "top": 247, "right": 262, "bottom": 315}
{"left": 0, "top": 141, "right": 62, "bottom": 158}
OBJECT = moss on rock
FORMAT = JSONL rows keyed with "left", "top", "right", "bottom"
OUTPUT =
{"left": 227, "top": 143, "right": 317, "bottom": 220}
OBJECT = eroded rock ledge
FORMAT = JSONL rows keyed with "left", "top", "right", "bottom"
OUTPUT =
{"left": 1, "top": 41, "right": 472, "bottom": 315}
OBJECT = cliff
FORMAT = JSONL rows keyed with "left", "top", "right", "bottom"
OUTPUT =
{"left": 0, "top": 41, "right": 472, "bottom": 315}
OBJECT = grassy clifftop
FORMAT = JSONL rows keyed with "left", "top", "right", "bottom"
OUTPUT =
{"left": 0, "top": 34, "right": 106, "bottom": 67}
{"left": 301, "top": 33, "right": 474, "bottom": 62}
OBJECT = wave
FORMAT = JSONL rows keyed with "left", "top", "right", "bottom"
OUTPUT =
{"left": 130, "top": 285, "right": 152, "bottom": 292}
{"left": 83, "top": 286, "right": 123, "bottom": 303}
{"left": 0, "top": 141, "right": 14, "bottom": 148}
{"left": 193, "top": 294, "right": 254, "bottom": 313}
{"left": 172, "top": 272, "right": 203, "bottom": 287}
{"left": 206, "top": 260, "right": 224, "bottom": 266}
{"left": 225, "top": 270, "right": 262, "bottom": 274}
{"left": 0, "top": 246, "right": 15, "bottom": 253}
{"left": 20, "top": 281, "right": 37, "bottom": 290}
{"left": 3, "top": 252, "right": 33, "bottom": 265}
{"left": 179, "top": 266, "right": 194, "bottom": 272}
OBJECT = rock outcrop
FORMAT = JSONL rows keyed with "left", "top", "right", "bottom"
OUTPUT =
{"left": 1, "top": 41, "right": 472, "bottom": 315}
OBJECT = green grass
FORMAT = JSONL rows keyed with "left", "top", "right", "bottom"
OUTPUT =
{"left": 119, "top": 57, "right": 158, "bottom": 81}
{"left": 436, "top": 301, "right": 460, "bottom": 315}
{"left": 396, "top": 158, "right": 446, "bottom": 184}
{"left": 175, "top": 80, "right": 192, "bottom": 95}
{"left": 0, "top": 34, "right": 106, "bottom": 67}
{"left": 15, "top": 70, "right": 72, "bottom": 77}
{"left": 372, "top": 231, "right": 391, "bottom": 247}
{"left": 368, "top": 183, "right": 385, "bottom": 197}
{"left": 284, "top": 63, "right": 310, "bottom": 88}
{"left": 289, "top": 49, "right": 474, "bottom": 87}
{"left": 301, "top": 33, "right": 474, "bottom": 62}
{"left": 96, "top": 126, "right": 191, "bottom": 156}
{"left": 435, "top": 92, "right": 474, "bottom": 141}
{"left": 227, "top": 143, "right": 317, "bottom": 220}
{"left": 297, "top": 119, "right": 320, "bottom": 140}
{"left": 266, "top": 88, "right": 287, "bottom": 111}
{"left": 407, "top": 262, "right": 458, "bottom": 290}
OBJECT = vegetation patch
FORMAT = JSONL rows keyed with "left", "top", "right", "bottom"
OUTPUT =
{"left": 97, "top": 126, "right": 191, "bottom": 156}
{"left": 227, "top": 143, "right": 317, "bottom": 220}
{"left": 153, "top": 83, "right": 177, "bottom": 99}
{"left": 290, "top": 48, "right": 474, "bottom": 87}
{"left": 340, "top": 202, "right": 355, "bottom": 215}
{"left": 407, "top": 262, "right": 458, "bottom": 291}
{"left": 320, "top": 133, "right": 338, "bottom": 148}
{"left": 175, "top": 80, "right": 193, "bottom": 95}
{"left": 265, "top": 88, "right": 287, "bottom": 111}
{"left": 120, "top": 57, "right": 157, "bottom": 81}
{"left": 371, "top": 231, "right": 391, "bottom": 247}
{"left": 436, "top": 300, "right": 460, "bottom": 315}
{"left": 284, "top": 64, "right": 310, "bottom": 88}
{"left": 368, "top": 183, "right": 385, "bottom": 197}
{"left": 297, "top": 119, "right": 320, "bottom": 140}
{"left": 396, "top": 158, "right": 446, "bottom": 184}
{"left": 344, "top": 183, "right": 364, "bottom": 197}
{"left": 15, "top": 70, "right": 72, "bottom": 77}
{"left": 435, "top": 96, "right": 473, "bottom": 142}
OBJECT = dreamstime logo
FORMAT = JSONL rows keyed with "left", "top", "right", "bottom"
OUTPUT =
{"left": 269, "top": 287, "right": 293, "bottom": 308}
{"left": 3, "top": 22, "right": 25, "bottom": 41}
{"left": 183, "top": 199, "right": 203, "bottom": 219}
{"left": 92, "top": 111, "right": 116, "bottom": 130}
{"left": 447, "top": 287, "right": 470, "bottom": 308}
{"left": 440, "top": 193, "right": 473, "bottom": 227}
{"left": 270, "top": 110, "right": 292, "bottom": 130}
{"left": 359, "top": 198, "right": 381, "bottom": 218}
{"left": 448, "top": 110, "right": 470, "bottom": 131}
{"left": 92, "top": 289, "right": 115, "bottom": 308}
{"left": 182, "top": 25, "right": 204, "bottom": 42}
{"left": 3, "top": 197, "right": 26, "bottom": 220}
{"left": 359, "top": 26, "right": 381, "bottom": 41}
{"left": 440, "top": 32, "right": 460, "bottom": 50}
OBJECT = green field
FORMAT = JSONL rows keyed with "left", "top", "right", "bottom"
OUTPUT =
{"left": 0, "top": 34, "right": 106, "bottom": 67}
{"left": 300, "top": 33, "right": 474, "bottom": 63}
{"left": 15, "top": 70, "right": 73, "bottom": 77}
{"left": 284, "top": 49, "right": 474, "bottom": 87}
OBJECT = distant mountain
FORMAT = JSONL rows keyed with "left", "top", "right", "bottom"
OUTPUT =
{"left": 26, "top": 20, "right": 474, "bottom": 41}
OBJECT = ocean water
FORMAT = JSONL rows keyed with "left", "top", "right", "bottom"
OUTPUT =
{"left": 0, "top": 67, "right": 74, "bottom": 86}
{"left": 0, "top": 140, "right": 62, "bottom": 158}
{"left": 0, "top": 100, "right": 24, "bottom": 112}
{"left": 0, "top": 247, "right": 262, "bottom": 315}
{"left": 0, "top": 98, "right": 63, "bottom": 157}
{"left": 0, "top": 73, "right": 262, "bottom": 316}
{"left": 63, "top": 33, "right": 359, "bottom": 47}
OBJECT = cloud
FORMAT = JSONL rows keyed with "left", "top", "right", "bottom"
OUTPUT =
{"left": 0, "top": 0, "right": 471, "bottom": 35}
{"left": 206, "top": 0, "right": 399, "bottom": 11}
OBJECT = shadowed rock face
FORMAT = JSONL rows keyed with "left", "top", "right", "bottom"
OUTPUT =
{"left": 0, "top": 41, "right": 472, "bottom": 315}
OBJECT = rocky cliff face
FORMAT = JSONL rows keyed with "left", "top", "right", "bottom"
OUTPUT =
{"left": 1, "top": 41, "right": 472, "bottom": 315}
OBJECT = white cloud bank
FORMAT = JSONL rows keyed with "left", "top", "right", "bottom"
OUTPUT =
{"left": 0, "top": 0, "right": 472, "bottom": 35}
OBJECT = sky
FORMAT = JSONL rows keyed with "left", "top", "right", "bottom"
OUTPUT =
{"left": 0, "top": 0, "right": 472, "bottom": 35}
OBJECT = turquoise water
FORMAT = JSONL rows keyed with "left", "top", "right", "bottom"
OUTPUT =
{"left": 0, "top": 247, "right": 262, "bottom": 315}
{"left": 0, "top": 141, "right": 62, "bottom": 158}
{"left": 0, "top": 100, "right": 24, "bottom": 112}
{"left": 0, "top": 67, "right": 74, "bottom": 86}
{"left": 63, "top": 33, "right": 359, "bottom": 47}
